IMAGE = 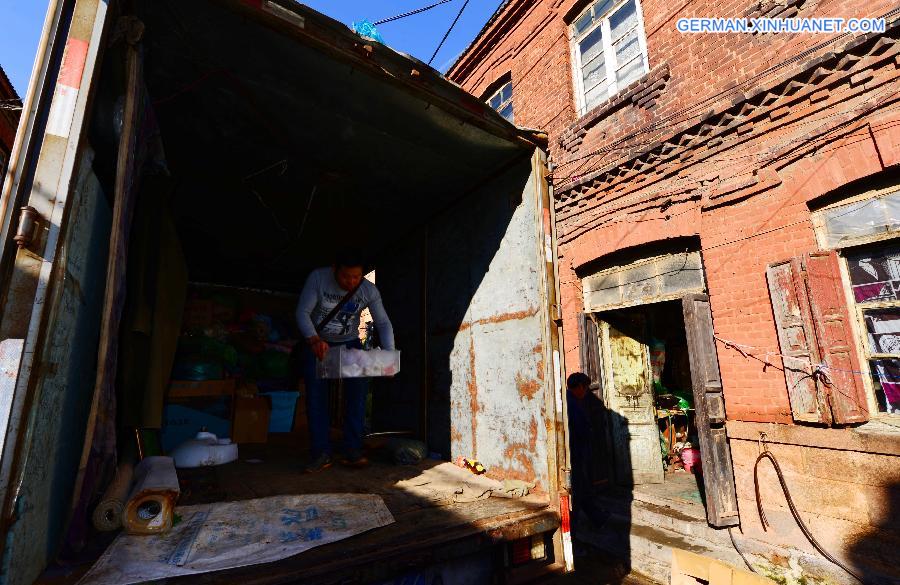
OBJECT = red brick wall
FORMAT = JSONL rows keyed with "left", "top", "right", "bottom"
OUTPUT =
{"left": 451, "top": 0, "right": 897, "bottom": 163}
{"left": 449, "top": 1, "right": 900, "bottom": 424}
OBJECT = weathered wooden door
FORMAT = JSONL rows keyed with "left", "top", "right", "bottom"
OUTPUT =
{"left": 682, "top": 294, "right": 739, "bottom": 527}
{"left": 599, "top": 313, "right": 664, "bottom": 485}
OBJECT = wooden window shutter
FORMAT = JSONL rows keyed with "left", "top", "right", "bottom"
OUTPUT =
{"left": 766, "top": 259, "right": 832, "bottom": 424}
{"left": 577, "top": 312, "right": 602, "bottom": 394}
{"left": 682, "top": 294, "right": 739, "bottom": 527}
{"left": 803, "top": 251, "right": 869, "bottom": 424}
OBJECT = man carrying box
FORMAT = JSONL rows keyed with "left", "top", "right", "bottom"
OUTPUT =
{"left": 295, "top": 250, "right": 395, "bottom": 473}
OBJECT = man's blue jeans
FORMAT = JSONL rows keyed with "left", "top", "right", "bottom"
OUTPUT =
{"left": 302, "top": 339, "right": 368, "bottom": 458}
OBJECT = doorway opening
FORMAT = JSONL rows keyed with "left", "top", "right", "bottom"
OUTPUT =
{"left": 594, "top": 299, "right": 704, "bottom": 507}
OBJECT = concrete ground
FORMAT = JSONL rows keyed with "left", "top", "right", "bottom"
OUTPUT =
{"left": 536, "top": 548, "right": 658, "bottom": 584}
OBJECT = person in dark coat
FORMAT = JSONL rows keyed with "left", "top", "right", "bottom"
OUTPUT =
{"left": 567, "top": 372, "right": 610, "bottom": 541}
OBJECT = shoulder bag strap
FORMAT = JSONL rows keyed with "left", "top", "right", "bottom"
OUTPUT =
{"left": 315, "top": 283, "right": 362, "bottom": 334}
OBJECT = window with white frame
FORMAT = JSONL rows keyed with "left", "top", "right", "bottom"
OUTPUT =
{"left": 571, "top": 0, "right": 649, "bottom": 115}
{"left": 813, "top": 185, "right": 900, "bottom": 414}
{"left": 487, "top": 79, "right": 514, "bottom": 122}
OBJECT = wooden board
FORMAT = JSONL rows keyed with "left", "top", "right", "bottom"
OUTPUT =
{"left": 682, "top": 295, "right": 740, "bottom": 527}
{"left": 671, "top": 549, "right": 775, "bottom": 585}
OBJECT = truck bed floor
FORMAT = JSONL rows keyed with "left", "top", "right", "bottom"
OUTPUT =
{"left": 40, "top": 444, "right": 555, "bottom": 585}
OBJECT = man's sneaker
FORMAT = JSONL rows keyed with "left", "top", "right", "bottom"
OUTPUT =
{"left": 339, "top": 451, "right": 369, "bottom": 468}
{"left": 304, "top": 453, "right": 333, "bottom": 473}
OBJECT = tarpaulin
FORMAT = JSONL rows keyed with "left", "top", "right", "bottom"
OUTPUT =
{"left": 78, "top": 494, "right": 394, "bottom": 585}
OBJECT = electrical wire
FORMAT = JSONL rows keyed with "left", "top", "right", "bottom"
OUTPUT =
{"left": 728, "top": 527, "right": 759, "bottom": 574}
{"left": 555, "top": 82, "right": 900, "bottom": 188}
{"left": 556, "top": 86, "right": 900, "bottom": 240}
{"left": 429, "top": 0, "right": 470, "bottom": 66}
{"left": 297, "top": 184, "right": 318, "bottom": 241}
{"left": 754, "top": 448, "right": 866, "bottom": 584}
{"left": 715, "top": 334, "right": 900, "bottom": 381}
{"left": 374, "top": 0, "right": 453, "bottom": 26}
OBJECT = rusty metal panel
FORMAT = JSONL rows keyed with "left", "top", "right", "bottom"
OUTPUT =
{"left": 3, "top": 151, "right": 111, "bottom": 583}
{"left": 0, "top": 340, "right": 24, "bottom": 458}
{"left": 427, "top": 154, "right": 551, "bottom": 491}
{"left": 0, "top": 0, "right": 110, "bottom": 579}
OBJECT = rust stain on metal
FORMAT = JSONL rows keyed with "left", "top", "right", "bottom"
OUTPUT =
{"left": 468, "top": 334, "right": 479, "bottom": 456}
{"left": 516, "top": 373, "right": 541, "bottom": 400}
{"left": 490, "top": 464, "right": 543, "bottom": 494}
{"left": 456, "top": 307, "right": 540, "bottom": 332}
{"left": 491, "top": 417, "right": 542, "bottom": 492}
{"left": 534, "top": 342, "right": 545, "bottom": 381}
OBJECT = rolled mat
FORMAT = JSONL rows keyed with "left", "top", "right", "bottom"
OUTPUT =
{"left": 123, "top": 456, "right": 180, "bottom": 535}
{"left": 91, "top": 461, "right": 135, "bottom": 531}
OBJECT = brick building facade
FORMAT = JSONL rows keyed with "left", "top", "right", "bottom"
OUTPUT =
{"left": 448, "top": 1, "right": 900, "bottom": 583}
{"left": 0, "top": 66, "right": 20, "bottom": 189}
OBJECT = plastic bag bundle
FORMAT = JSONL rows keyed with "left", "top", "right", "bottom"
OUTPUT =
{"left": 352, "top": 19, "right": 384, "bottom": 43}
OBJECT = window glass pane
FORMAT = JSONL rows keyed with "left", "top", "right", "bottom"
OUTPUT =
{"left": 863, "top": 308, "right": 900, "bottom": 354}
{"left": 579, "top": 26, "right": 604, "bottom": 64}
{"left": 499, "top": 102, "right": 514, "bottom": 122}
{"left": 610, "top": 0, "right": 638, "bottom": 42}
{"left": 487, "top": 81, "right": 512, "bottom": 117}
{"left": 584, "top": 82, "right": 607, "bottom": 110}
{"left": 870, "top": 358, "right": 900, "bottom": 413}
{"left": 575, "top": 0, "right": 615, "bottom": 36}
{"left": 616, "top": 55, "right": 644, "bottom": 87}
{"left": 582, "top": 53, "right": 607, "bottom": 91}
{"left": 500, "top": 81, "right": 512, "bottom": 104}
{"left": 619, "top": 261, "right": 659, "bottom": 300}
{"left": 613, "top": 30, "right": 641, "bottom": 65}
{"left": 846, "top": 246, "right": 900, "bottom": 303}
{"left": 660, "top": 253, "right": 705, "bottom": 294}
{"left": 573, "top": 10, "right": 595, "bottom": 36}
{"left": 822, "top": 191, "right": 900, "bottom": 247}
{"left": 883, "top": 192, "right": 900, "bottom": 226}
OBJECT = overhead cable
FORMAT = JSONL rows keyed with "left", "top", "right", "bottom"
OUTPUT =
{"left": 374, "top": 0, "right": 453, "bottom": 26}
{"left": 429, "top": 0, "right": 470, "bottom": 66}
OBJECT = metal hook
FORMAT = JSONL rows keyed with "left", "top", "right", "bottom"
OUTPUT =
{"left": 758, "top": 432, "right": 769, "bottom": 454}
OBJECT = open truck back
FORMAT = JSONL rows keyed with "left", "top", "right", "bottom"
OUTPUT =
{"left": 0, "top": 1, "right": 571, "bottom": 583}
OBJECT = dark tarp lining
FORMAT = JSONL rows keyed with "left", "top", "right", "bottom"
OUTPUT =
{"left": 137, "top": 0, "right": 534, "bottom": 291}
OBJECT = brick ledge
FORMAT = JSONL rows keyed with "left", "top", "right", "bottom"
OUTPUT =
{"left": 726, "top": 419, "right": 900, "bottom": 456}
{"left": 559, "top": 63, "right": 671, "bottom": 153}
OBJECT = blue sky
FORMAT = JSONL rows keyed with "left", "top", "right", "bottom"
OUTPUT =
{"left": 0, "top": 0, "right": 502, "bottom": 97}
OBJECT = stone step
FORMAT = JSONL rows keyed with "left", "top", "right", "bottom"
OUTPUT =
{"left": 594, "top": 493, "right": 736, "bottom": 550}
{"left": 575, "top": 506, "right": 747, "bottom": 584}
